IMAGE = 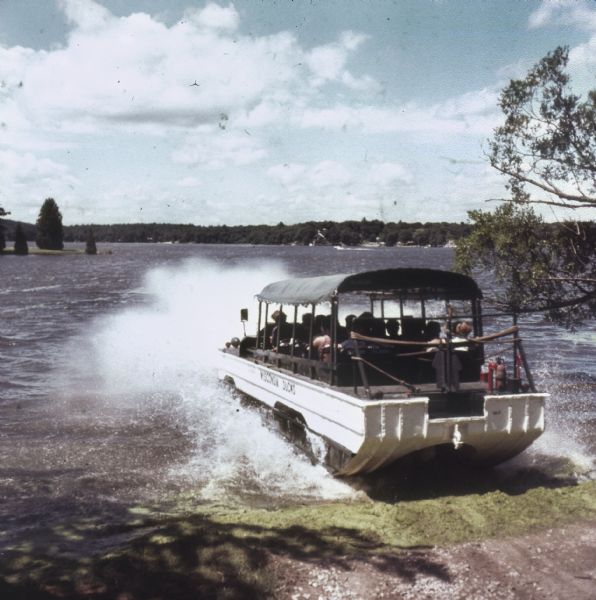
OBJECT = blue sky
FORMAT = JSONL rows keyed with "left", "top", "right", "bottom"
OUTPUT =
{"left": 0, "top": 0, "right": 594, "bottom": 225}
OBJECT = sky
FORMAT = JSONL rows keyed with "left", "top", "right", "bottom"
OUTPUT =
{"left": 0, "top": 0, "right": 594, "bottom": 226}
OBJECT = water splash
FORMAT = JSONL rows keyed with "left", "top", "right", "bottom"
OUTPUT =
{"left": 57, "top": 258, "right": 353, "bottom": 505}
{"left": 515, "top": 358, "right": 596, "bottom": 477}
{"left": 51, "top": 257, "right": 594, "bottom": 502}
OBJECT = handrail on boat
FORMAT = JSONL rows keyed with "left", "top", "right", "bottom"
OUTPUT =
{"left": 349, "top": 325, "right": 519, "bottom": 347}
{"left": 350, "top": 355, "right": 419, "bottom": 393}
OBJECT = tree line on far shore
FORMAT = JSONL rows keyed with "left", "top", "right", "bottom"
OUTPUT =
{"left": 1, "top": 208, "right": 474, "bottom": 247}
{"left": 62, "top": 219, "right": 472, "bottom": 246}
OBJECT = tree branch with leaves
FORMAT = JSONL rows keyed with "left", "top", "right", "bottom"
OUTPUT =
{"left": 457, "top": 47, "right": 595, "bottom": 327}
{"left": 489, "top": 46, "right": 595, "bottom": 210}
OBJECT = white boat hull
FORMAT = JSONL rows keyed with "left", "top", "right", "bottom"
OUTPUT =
{"left": 218, "top": 351, "right": 547, "bottom": 475}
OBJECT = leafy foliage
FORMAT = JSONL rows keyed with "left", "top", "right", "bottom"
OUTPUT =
{"left": 36, "top": 198, "right": 64, "bottom": 250}
{"left": 13, "top": 224, "right": 29, "bottom": 255}
{"left": 458, "top": 47, "right": 596, "bottom": 326}
{"left": 489, "top": 46, "right": 595, "bottom": 209}
{"left": 456, "top": 203, "right": 595, "bottom": 326}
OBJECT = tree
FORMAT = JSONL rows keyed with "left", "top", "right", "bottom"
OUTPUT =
{"left": 457, "top": 47, "right": 596, "bottom": 326}
{"left": 489, "top": 46, "right": 595, "bottom": 210}
{"left": 85, "top": 229, "right": 97, "bottom": 255}
{"left": 13, "top": 224, "right": 29, "bottom": 255}
{"left": 0, "top": 207, "right": 9, "bottom": 252}
{"left": 456, "top": 203, "right": 594, "bottom": 322}
{"left": 36, "top": 198, "right": 64, "bottom": 250}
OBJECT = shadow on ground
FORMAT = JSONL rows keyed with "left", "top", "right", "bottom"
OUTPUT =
{"left": 0, "top": 493, "right": 449, "bottom": 600}
{"left": 352, "top": 452, "right": 582, "bottom": 503}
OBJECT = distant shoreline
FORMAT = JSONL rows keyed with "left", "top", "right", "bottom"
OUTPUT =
{"left": 0, "top": 247, "right": 110, "bottom": 256}
{"left": 1, "top": 242, "right": 455, "bottom": 254}
{"left": 2, "top": 218, "right": 471, "bottom": 247}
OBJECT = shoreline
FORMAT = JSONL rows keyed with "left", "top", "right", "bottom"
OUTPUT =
{"left": 1, "top": 476, "right": 594, "bottom": 599}
{"left": 1, "top": 248, "right": 110, "bottom": 256}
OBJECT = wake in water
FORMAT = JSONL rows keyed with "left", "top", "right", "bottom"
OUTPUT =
{"left": 53, "top": 259, "right": 353, "bottom": 506}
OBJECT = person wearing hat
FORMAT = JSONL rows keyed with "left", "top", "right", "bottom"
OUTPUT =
{"left": 270, "top": 310, "right": 294, "bottom": 349}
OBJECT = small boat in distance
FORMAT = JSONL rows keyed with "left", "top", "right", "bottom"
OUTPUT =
{"left": 218, "top": 268, "right": 547, "bottom": 475}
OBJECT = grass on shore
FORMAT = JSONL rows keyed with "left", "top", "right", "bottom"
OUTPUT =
{"left": 1, "top": 475, "right": 594, "bottom": 599}
{"left": 1, "top": 248, "right": 111, "bottom": 256}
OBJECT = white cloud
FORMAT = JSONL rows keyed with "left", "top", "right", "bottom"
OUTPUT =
{"left": 0, "top": 149, "right": 79, "bottom": 219}
{"left": 0, "top": 3, "right": 378, "bottom": 143}
{"left": 185, "top": 2, "right": 239, "bottom": 31}
{"left": 526, "top": 2, "right": 596, "bottom": 97}
{"left": 266, "top": 163, "right": 306, "bottom": 188}
{"left": 308, "top": 160, "right": 352, "bottom": 188}
{"left": 297, "top": 92, "right": 500, "bottom": 137}
{"left": 177, "top": 176, "right": 201, "bottom": 188}
{"left": 2, "top": 0, "right": 591, "bottom": 226}
{"left": 172, "top": 129, "right": 268, "bottom": 167}
{"left": 264, "top": 158, "right": 414, "bottom": 222}
{"left": 569, "top": 36, "right": 596, "bottom": 95}
{"left": 58, "top": 0, "right": 111, "bottom": 31}
{"left": 529, "top": 0, "right": 596, "bottom": 31}
{"left": 305, "top": 31, "right": 374, "bottom": 89}
{"left": 369, "top": 162, "right": 413, "bottom": 186}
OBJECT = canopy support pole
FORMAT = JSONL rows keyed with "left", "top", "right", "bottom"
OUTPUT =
{"left": 352, "top": 340, "right": 371, "bottom": 399}
{"left": 256, "top": 302, "right": 262, "bottom": 350}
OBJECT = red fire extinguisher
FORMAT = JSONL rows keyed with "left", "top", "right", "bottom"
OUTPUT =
{"left": 484, "top": 360, "right": 495, "bottom": 393}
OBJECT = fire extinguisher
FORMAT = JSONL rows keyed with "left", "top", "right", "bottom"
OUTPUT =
{"left": 495, "top": 357, "right": 507, "bottom": 392}
{"left": 484, "top": 360, "right": 496, "bottom": 393}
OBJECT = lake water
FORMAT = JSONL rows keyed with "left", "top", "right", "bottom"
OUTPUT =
{"left": 1, "top": 244, "right": 594, "bottom": 551}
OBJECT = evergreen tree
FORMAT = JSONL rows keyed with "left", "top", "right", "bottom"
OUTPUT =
{"left": 14, "top": 224, "right": 29, "bottom": 255}
{"left": 0, "top": 207, "right": 9, "bottom": 252}
{"left": 36, "top": 198, "right": 64, "bottom": 250}
{"left": 85, "top": 229, "right": 97, "bottom": 255}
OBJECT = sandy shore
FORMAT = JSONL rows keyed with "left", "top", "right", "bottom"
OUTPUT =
{"left": 272, "top": 521, "right": 596, "bottom": 599}
{"left": 1, "top": 519, "right": 594, "bottom": 599}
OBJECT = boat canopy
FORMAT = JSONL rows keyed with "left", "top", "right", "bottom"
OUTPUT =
{"left": 256, "top": 268, "right": 482, "bottom": 305}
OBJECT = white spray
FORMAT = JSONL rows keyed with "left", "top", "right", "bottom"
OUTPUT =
{"left": 60, "top": 258, "right": 354, "bottom": 504}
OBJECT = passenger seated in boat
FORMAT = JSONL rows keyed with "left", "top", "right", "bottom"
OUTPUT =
{"left": 293, "top": 313, "right": 312, "bottom": 343}
{"left": 424, "top": 321, "right": 441, "bottom": 340}
{"left": 345, "top": 314, "right": 357, "bottom": 331}
{"left": 400, "top": 316, "right": 425, "bottom": 341}
{"left": 336, "top": 319, "right": 348, "bottom": 342}
{"left": 426, "top": 320, "right": 472, "bottom": 352}
{"left": 257, "top": 320, "right": 275, "bottom": 349}
{"left": 370, "top": 317, "right": 386, "bottom": 339}
{"left": 386, "top": 318, "right": 399, "bottom": 339}
{"left": 452, "top": 321, "right": 473, "bottom": 351}
{"left": 270, "top": 310, "right": 294, "bottom": 350}
{"left": 340, "top": 314, "right": 357, "bottom": 343}
{"left": 340, "top": 316, "right": 374, "bottom": 356}
{"left": 354, "top": 311, "right": 374, "bottom": 336}
{"left": 312, "top": 315, "right": 332, "bottom": 362}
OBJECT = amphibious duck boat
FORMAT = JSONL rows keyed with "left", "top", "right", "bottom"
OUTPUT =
{"left": 218, "top": 268, "right": 547, "bottom": 475}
